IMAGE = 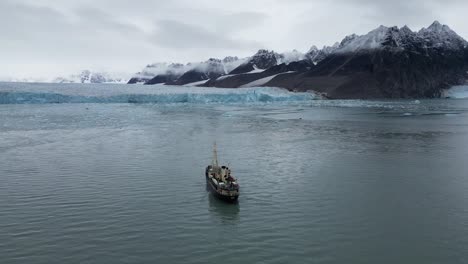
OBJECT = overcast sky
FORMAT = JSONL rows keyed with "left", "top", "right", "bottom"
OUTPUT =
{"left": 1, "top": 0, "right": 467, "bottom": 79}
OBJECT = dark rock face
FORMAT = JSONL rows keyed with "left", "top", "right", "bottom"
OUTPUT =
{"left": 229, "top": 62, "right": 256, "bottom": 75}
{"left": 229, "top": 49, "right": 280, "bottom": 74}
{"left": 268, "top": 48, "right": 468, "bottom": 99}
{"left": 128, "top": 77, "right": 147, "bottom": 84}
{"left": 285, "top": 60, "right": 314, "bottom": 72}
{"left": 145, "top": 74, "right": 178, "bottom": 85}
{"left": 305, "top": 44, "right": 339, "bottom": 64}
{"left": 205, "top": 60, "right": 314, "bottom": 88}
{"left": 250, "top": 49, "right": 279, "bottom": 69}
{"left": 173, "top": 70, "right": 211, "bottom": 85}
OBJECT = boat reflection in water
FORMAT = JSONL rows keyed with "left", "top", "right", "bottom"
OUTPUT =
{"left": 207, "top": 192, "right": 240, "bottom": 224}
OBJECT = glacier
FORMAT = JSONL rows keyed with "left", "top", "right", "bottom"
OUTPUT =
{"left": 0, "top": 82, "right": 317, "bottom": 104}
{"left": 443, "top": 85, "right": 468, "bottom": 99}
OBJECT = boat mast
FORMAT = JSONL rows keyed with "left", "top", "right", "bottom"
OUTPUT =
{"left": 212, "top": 142, "right": 219, "bottom": 168}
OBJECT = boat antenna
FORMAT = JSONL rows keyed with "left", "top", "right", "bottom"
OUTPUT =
{"left": 212, "top": 141, "right": 219, "bottom": 168}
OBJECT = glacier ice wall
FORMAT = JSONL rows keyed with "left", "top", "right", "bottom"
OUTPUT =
{"left": 0, "top": 82, "right": 316, "bottom": 104}
{"left": 443, "top": 85, "right": 468, "bottom": 99}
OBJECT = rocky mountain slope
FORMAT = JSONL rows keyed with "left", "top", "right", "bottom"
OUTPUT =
{"left": 266, "top": 21, "right": 468, "bottom": 98}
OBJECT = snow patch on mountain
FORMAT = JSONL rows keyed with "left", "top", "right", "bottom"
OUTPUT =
{"left": 216, "top": 67, "right": 266, "bottom": 81}
{"left": 240, "top": 71, "right": 295, "bottom": 88}
{"left": 183, "top": 80, "right": 209, "bottom": 87}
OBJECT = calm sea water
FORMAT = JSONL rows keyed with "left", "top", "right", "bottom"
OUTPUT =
{"left": 1, "top": 84, "right": 468, "bottom": 263}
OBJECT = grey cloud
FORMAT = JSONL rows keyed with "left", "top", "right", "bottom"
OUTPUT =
{"left": 335, "top": 0, "right": 436, "bottom": 26}
{"left": 0, "top": 0, "right": 467, "bottom": 79}
{"left": 0, "top": 1, "right": 68, "bottom": 38}
{"left": 72, "top": 7, "right": 144, "bottom": 36}
{"left": 151, "top": 19, "right": 262, "bottom": 50}
{"left": 211, "top": 11, "right": 269, "bottom": 33}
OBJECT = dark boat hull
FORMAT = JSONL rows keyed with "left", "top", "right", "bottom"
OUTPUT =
{"left": 206, "top": 175, "right": 239, "bottom": 203}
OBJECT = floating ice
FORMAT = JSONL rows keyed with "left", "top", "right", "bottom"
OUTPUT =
{"left": 443, "top": 86, "right": 468, "bottom": 99}
{"left": 0, "top": 82, "right": 317, "bottom": 104}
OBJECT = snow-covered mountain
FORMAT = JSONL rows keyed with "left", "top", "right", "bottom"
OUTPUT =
{"left": 228, "top": 49, "right": 280, "bottom": 74}
{"left": 203, "top": 21, "right": 468, "bottom": 98}
{"left": 54, "top": 70, "right": 129, "bottom": 84}
{"left": 128, "top": 57, "right": 247, "bottom": 85}
{"left": 265, "top": 21, "right": 468, "bottom": 98}
{"left": 418, "top": 21, "right": 467, "bottom": 50}
{"left": 305, "top": 43, "right": 340, "bottom": 64}
{"left": 128, "top": 21, "right": 468, "bottom": 99}
{"left": 332, "top": 21, "right": 467, "bottom": 54}
{"left": 247, "top": 49, "right": 281, "bottom": 69}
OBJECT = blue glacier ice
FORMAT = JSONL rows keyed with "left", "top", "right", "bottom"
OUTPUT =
{"left": 0, "top": 82, "right": 317, "bottom": 104}
{"left": 443, "top": 85, "right": 468, "bottom": 99}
